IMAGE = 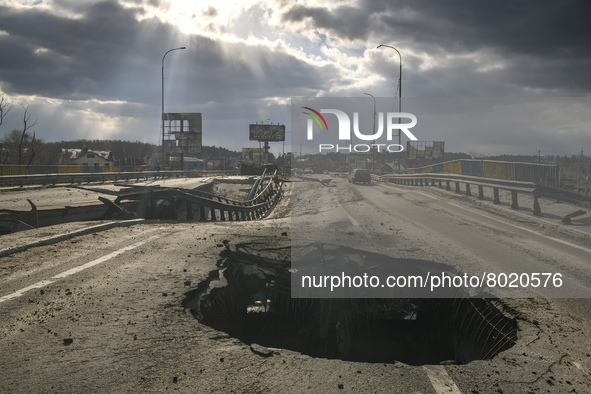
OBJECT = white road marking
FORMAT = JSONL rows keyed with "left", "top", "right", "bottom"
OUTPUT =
{"left": 446, "top": 202, "right": 591, "bottom": 255}
{"left": 345, "top": 211, "right": 360, "bottom": 227}
{"left": 423, "top": 365, "right": 462, "bottom": 394}
{"left": 0, "top": 234, "right": 162, "bottom": 304}
{"left": 384, "top": 181, "right": 591, "bottom": 238}
{"left": 0, "top": 280, "right": 54, "bottom": 303}
{"left": 381, "top": 182, "right": 591, "bottom": 255}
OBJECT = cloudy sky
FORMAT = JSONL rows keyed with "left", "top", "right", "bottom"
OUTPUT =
{"left": 0, "top": 0, "right": 590, "bottom": 157}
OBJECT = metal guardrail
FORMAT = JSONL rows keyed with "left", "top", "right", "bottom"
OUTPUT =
{"left": 531, "top": 185, "right": 590, "bottom": 223}
{"left": 112, "top": 171, "right": 282, "bottom": 222}
{"left": 0, "top": 170, "right": 278, "bottom": 232}
{"left": 380, "top": 173, "right": 536, "bottom": 189}
{"left": 0, "top": 170, "right": 241, "bottom": 187}
{"left": 378, "top": 173, "right": 588, "bottom": 221}
{"left": 532, "top": 185, "right": 591, "bottom": 206}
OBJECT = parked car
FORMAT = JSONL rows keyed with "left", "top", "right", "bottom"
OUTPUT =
{"left": 303, "top": 168, "right": 314, "bottom": 174}
{"left": 348, "top": 168, "right": 371, "bottom": 184}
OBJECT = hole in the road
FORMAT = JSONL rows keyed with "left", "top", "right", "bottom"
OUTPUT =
{"left": 183, "top": 246, "right": 517, "bottom": 366}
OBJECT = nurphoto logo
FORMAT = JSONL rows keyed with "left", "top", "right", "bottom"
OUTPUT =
{"left": 302, "top": 106, "right": 418, "bottom": 153}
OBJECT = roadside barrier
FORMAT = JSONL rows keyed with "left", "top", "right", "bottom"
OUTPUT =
{"left": 379, "top": 173, "right": 590, "bottom": 222}
{"left": 111, "top": 171, "right": 282, "bottom": 221}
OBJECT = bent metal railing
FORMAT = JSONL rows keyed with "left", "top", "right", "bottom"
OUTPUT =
{"left": 379, "top": 173, "right": 590, "bottom": 220}
{"left": 112, "top": 171, "right": 282, "bottom": 222}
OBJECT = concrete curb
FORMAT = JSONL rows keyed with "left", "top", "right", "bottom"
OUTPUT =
{"left": 0, "top": 219, "right": 145, "bottom": 258}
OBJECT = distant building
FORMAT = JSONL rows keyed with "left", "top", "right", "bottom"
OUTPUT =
{"left": 60, "top": 146, "right": 115, "bottom": 168}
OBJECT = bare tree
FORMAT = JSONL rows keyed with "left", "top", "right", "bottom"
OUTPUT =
{"left": 1, "top": 103, "right": 41, "bottom": 165}
{"left": 17, "top": 104, "right": 38, "bottom": 165}
{"left": 0, "top": 94, "right": 12, "bottom": 128}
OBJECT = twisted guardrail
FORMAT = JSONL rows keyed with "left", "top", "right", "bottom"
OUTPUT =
{"left": 112, "top": 171, "right": 282, "bottom": 222}
{"left": 0, "top": 171, "right": 282, "bottom": 234}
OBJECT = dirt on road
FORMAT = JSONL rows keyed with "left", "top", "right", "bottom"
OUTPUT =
{"left": 0, "top": 178, "right": 590, "bottom": 393}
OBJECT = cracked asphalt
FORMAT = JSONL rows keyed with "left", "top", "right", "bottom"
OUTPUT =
{"left": 0, "top": 177, "right": 590, "bottom": 392}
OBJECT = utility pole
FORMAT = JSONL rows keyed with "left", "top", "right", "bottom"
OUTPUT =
{"left": 364, "top": 93, "right": 376, "bottom": 172}
{"left": 585, "top": 158, "right": 589, "bottom": 197}
{"left": 161, "top": 46, "right": 186, "bottom": 168}
{"left": 577, "top": 148, "right": 584, "bottom": 192}
{"left": 377, "top": 44, "right": 402, "bottom": 173}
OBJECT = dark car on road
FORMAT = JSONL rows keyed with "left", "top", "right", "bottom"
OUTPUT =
{"left": 348, "top": 168, "right": 371, "bottom": 184}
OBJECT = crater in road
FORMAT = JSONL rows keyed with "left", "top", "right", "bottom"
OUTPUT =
{"left": 183, "top": 242, "right": 517, "bottom": 366}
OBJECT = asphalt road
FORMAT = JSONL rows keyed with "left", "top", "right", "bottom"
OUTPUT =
{"left": 292, "top": 176, "right": 591, "bottom": 298}
{"left": 0, "top": 176, "right": 590, "bottom": 393}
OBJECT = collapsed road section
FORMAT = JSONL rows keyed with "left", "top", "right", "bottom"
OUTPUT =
{"left": 0, "top": 172, "right": 283, "bottom": 234}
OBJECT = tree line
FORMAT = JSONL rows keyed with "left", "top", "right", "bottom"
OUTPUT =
{"left": 0, "top": 94, "right": 241, "bottom": 166}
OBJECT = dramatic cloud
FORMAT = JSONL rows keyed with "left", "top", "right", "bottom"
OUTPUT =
{"left": 0, "top": 0, "right": 589, "bottom": 155}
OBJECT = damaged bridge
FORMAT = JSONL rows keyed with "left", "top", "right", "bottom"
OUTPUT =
{"left": 0, "top": 172, "right": 283, "bottom": 234}
{"left": 114, "top": 173, "right": 282, "bottom": 221}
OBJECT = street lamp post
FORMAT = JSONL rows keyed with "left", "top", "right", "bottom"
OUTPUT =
{"left": 377, "top": 44, "right": 402, "bottom": 173}
{"left": 364, "top": 92, "right": 376, "bottom": 172}
{"left": 161, "top": 46, "right": 186, "bottom": 168}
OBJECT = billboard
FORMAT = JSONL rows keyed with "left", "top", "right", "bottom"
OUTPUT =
{"left": 249, "top": 124, "right": 286, "bottom": 141}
